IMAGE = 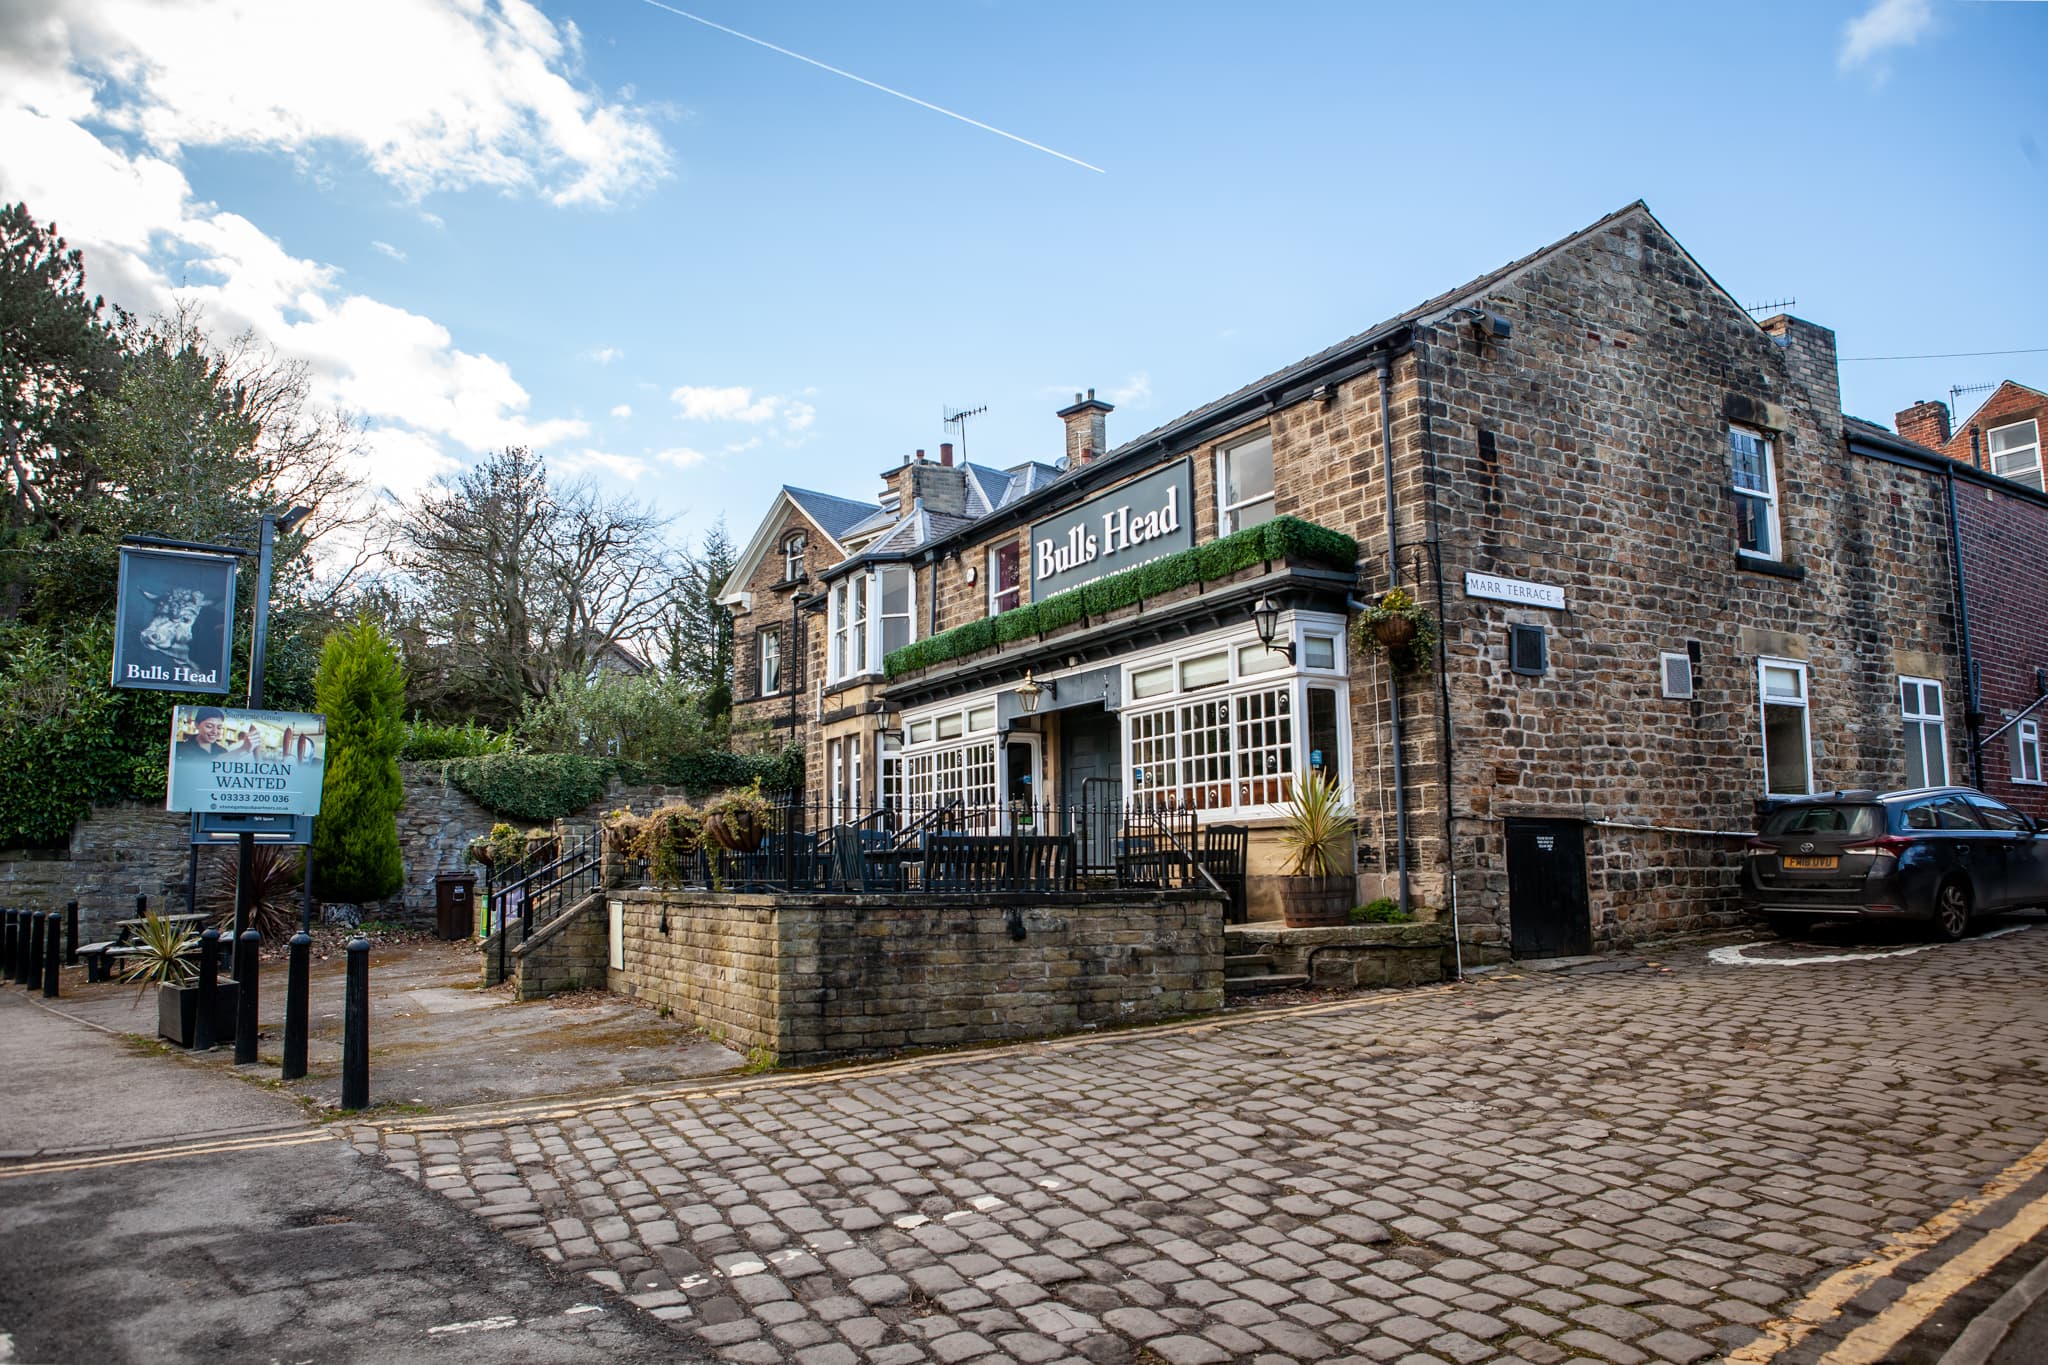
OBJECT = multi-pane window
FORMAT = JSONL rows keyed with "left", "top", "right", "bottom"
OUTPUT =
{"left": 906, "top": 750, "right": 934, "bottom": 805}
{"left": 1235, "top": 687, "right": 1294, "bottom": 806}
{"left": 880, "top": 735, "right": 903, "bottom": 811}
{"left": 1128, "top": 709, "right": 1178, "bottom": 807}
{"left": 1178, "top": 699, "right": 1232, "bottom": 808}
{"left": 934, "top": 747, "right": 964, "bottom": 805}
{"left": 1217, "top": 432, "right": 1276, "bottom": 534}
{"left": 758, "top": 628, "right": 782, "bottom": 696}
{"left": 1731, "top": 426, "right": 1780, "bottom": 559}
{"left": 1760, "top": 659, "right": 1811, "bottom": 797}
{"left": 1988, "top": 419, "right": 2043, "bottom": 492}
{"left": 2015, "top": 719, "right": 2043, "bottom": 785}
{"left": 1900, "top": 677, "right": 1946, "bottom": 789}
{"left": 829, "top": 577, "right": 869, "bottom": 681}
{"left": 989, "top": 542, "right": 1022, "bottom": 614}
{"left": 879, "top": 565, "right": 913, "bottom": 657}
{"left": 964, "top": 742, "right": 997, "bottom": 811}
{"left": 783, "top": 534, "right": 806, "bottom": 581}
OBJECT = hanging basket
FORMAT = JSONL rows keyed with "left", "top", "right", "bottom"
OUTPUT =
{"left": 1371, "top": 615, "right": 1419, "bottom": 649}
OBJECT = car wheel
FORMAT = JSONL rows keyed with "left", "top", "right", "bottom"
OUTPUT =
{"left": 1931, "top": 881, "right": 1972, "bottom": 942}
{"left": 1766, "top": 914, "right": 1815, "bottom": 938}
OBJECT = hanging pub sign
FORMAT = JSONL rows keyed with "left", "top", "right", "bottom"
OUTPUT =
{"left": 1029, "top": 458, "right": 1194, "bottom": 597}
{"left": 111, "top": 546, "right": 238, "bottom": 693}
{"left": 166, "top": 706, "right": 328, "bottom": 816}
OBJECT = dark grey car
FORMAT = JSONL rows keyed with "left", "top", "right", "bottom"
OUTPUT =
{"left": 1742, "top": 787, "right": 2048, "bottom": 939}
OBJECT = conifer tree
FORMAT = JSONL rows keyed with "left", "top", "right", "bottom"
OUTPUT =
{"left": 312, "top": 616, "right": 406, "bottom": 903}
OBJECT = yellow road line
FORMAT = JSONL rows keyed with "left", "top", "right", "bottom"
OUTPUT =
{"left": 1821, "top": 1184, "right": 2048, "bottom": 1364}
{"left": 0, "top": 1128, "right": 340, "bottom": 1180}
{"left": 1726, "top": 1132, "right": 2048, "bottom": 1362}
{"left": 370, "top": 975, "right": 1497, "bottom": 1136}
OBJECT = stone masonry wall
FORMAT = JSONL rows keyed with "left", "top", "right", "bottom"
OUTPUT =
{"left": 510, "top": 892, "right": 608, "bottom": 1000}
{"left": 610, "top": 890, "right": 1225, "bottom": 1064}
{"left": 1417, "top": 209, "right": 1965, "bottom": 950}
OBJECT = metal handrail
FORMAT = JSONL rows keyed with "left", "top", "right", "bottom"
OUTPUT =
{"left": 1133, "top": 807, "right": 1226, "bottom": 898}
{"left": 519, "top": 856, "right": 601, "bottom": 942}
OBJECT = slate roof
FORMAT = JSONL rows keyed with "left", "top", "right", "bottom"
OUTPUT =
{"left": 783, "top": 486, "right": 878, "bottom": 543}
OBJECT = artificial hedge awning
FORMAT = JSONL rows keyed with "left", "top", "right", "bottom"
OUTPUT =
{"left": 883, "top": 515, "right": 1358, "bottom": 680}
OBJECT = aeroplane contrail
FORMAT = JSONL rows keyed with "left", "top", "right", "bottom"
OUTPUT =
{"left": 633, "top": 0, "right": 1106, "bottom": 174}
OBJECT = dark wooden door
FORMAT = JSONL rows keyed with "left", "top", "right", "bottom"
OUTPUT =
{"left": 1505, "top": 819, "right": 1591, "bottom": 959}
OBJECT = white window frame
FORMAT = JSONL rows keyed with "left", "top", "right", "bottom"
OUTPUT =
{"left": 828, "top": 570, "right": 904, "bottom": 685}
{"left": 1988, "top": 419, "right": 2043, "bottom": 491}
{"left": 1900, "top": 676, "right": 1946, "bottom": 789}
{"left": 1759, "top": 657, "right": 1812, "bottom": 798}
{"left": 782, "top": 533, "right": 806, "bottom": 582}
{"left": 759, "top": 627, "right": 782, "bottom": 696}
{"left": 1731, "top": 425, "right": 1780, "bottom": 561}
{"left": 1215, "top": 430, "right": 1276, "bottom": 535}
{"left": 878, "top": 564, "right": 916, "bottom": 660}
{"left": 2015, "top": 718, "right": 2043, "bottom": 786}
{"left": 988, "top": 542, "right": 1022, "bottom": 615}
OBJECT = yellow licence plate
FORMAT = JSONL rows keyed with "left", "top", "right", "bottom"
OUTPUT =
{"left": 1782, "top": 855, "right": 1839, "bottom": 870}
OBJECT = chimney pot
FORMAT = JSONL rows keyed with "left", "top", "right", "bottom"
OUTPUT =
{"left": 939, "top": 442, "right": 954, "bottom": 466}
{"left": 1057, "top": 387, "right": 1114, "bottom": 468}
{"left": 916, "top": 448, "right": 926, "bottom": 462}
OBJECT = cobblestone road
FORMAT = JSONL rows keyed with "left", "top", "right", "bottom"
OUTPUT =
{"left": 359, "top": 925, "right": 2048, "bottom": 1364}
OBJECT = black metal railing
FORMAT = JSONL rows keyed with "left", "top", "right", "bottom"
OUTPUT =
{"left": 633, "top": 798, "right": 1247, "bottom": 901}
{"left": 485, "top": 831, "right": 600, "bottom": 983}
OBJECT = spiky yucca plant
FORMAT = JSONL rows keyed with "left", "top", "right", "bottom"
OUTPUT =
{"left": 1280, "top": 770, "right": 1357, "bottom": 878}
{"left": 117, "top": 915, "right": 198, "bottom": 999}
{"left": 201, "top": 843, "right": 306, "bottom": 941}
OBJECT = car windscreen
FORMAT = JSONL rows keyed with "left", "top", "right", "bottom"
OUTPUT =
{"left": 1761, "top": 804, "right": 1881, "bottom": 837}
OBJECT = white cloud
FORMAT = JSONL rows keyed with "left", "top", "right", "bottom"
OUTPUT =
{"left": 654, "top": 447, "right": 710, "bottom": 469}
{"left": 0, "top": 103, "right": 586, "bottom": 500}
{"left": 371, "top": 239, "right": 407, "bottom": 262}
{"left": 671, "top": 384, "right": 783, "bottom": 423}
{"left": 609, "top": 403, "right": 633, "bottom": 419}
{"left": 1108, "top": 372, "right": 1152, "bottom": 408}
{"left": 724, "top": 436, "right": 763, "bottom": 455}
{"left": 783, "top": 401, "right": 816, "bottom": 432}
{"left": 0, "top": 0, "right": 668, "bottom": 206}
{"left": 1840, "top": 0, "right": 1935, "bottom": 75}
{"left": 587, "top": 346, "right": 623, "bottom": 365}
{"left": 557, "top": 448, "right": 651, "bottom": 482}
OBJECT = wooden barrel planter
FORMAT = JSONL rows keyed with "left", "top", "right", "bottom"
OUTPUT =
{"left": 1277, "top": 874, "right": 1354, "bottom": 928}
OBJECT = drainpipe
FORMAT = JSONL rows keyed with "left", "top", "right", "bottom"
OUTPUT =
{"left": 1944, "top": 465, "right": 1983, "bottom": 788}
{"left": 1412, "top": 339, "right": 1463, "bottom": 980}
{"left": 1378, "top": 362, "right": 1411, "bottom": 917}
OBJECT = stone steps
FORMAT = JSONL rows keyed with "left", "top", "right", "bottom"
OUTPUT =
{"left": 1223, "top": 952, "right": 1277, "bottom": 979}
{"left": 1224, "top": 972, "right": 1309, "bottom": 998}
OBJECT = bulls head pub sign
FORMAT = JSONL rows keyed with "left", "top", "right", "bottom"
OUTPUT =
{"left": 1029, "top": 459, "right": 1194, "bottom": 596}
{"left": 111, "top": 546, "right": 237, "bottom": 694}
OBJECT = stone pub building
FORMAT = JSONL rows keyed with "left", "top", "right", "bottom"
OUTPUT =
{"left": 722, "top": 202, "right": 1997, "bottom": 961}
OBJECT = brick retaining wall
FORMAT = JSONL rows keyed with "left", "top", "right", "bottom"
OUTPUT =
{"left": 607, "top": 890, "right": 1226, "bottom": 1064}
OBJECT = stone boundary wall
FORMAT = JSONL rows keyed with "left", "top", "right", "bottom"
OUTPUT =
{"left": 509, "top": 892, "right": 608, "bottom": 1000}
{"left": 608, "top": 890, "right": 1225, "bottom": 1064}
{"left": 0, "top": 764, "right": 724, "bottom": 939}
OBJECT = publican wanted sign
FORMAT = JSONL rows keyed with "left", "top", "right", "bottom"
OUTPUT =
{"left": 111, "top": 546, "right": 237, "bottom": 694}
{"left": 166, "top": 706, "right": 327, "bottom": 816}
{"left": 1029, "top": 459, "right": 1194, "bottom": 597}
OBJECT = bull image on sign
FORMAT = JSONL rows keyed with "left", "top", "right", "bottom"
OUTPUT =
{"left": 112, "top": 547, "right": 238, "bottom": 694}
{"left": 167, "top": 707, "right": 327, "bottom": 816}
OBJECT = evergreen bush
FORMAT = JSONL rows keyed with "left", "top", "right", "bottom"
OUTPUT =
{"left": 312, "top": 617, "right": 406, "bottom": 903}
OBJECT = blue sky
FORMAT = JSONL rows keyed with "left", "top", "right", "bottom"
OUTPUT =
{"left": 2, "top": 0, "right": 2042, "bottom": 553}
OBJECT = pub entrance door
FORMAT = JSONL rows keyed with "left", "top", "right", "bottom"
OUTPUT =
{"left": 1059, "top": 706, "right": 1121, "bottom": 873}
{"left": 1505, "top": 818, "right": 1592, "bottom": 959}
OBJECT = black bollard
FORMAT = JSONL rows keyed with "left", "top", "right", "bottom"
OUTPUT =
{"left": 234, "top": 930, "right": 260, "bottom": 1065}
{"left": 65, "top": 901, "right": 78, "bottom": 965}
{"left": 135, "top": 893, "right": 148, "bottom": 920}
{"left": 25, "top": 913, "right": 45, "bottom": 993}
{"left": 41, "top": 918, "right": 59, "bottom": 999}
{"left": 9, "top": 909, "right": 26, "bottom": 984}
{"left": 282, "top": 931, "right": 310, "bottom": 1081}
{"left": 3, "top": 910, "right": 16, "bottom": 984}
{"left": 340, "top": 935, "right": 369, "bottom": 1110}
{"left": 194, "top": 927, "right": 221, "bottom": 1051}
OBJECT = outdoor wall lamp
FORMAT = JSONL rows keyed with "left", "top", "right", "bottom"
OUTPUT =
{"left": 1016, "top": 671, "right": 1053, "bottom": 713}
{"left": 1251, "top": 595, "right": 1296, "bottom": 663}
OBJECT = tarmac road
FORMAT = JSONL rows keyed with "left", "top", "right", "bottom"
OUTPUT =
{"left": 0, "top": 994, "right": 693, "bottom": 1364}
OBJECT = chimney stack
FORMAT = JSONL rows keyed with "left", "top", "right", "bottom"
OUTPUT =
{"left": 1058, "top": 387, "right": 1114, "bottom": 467}
{"left": 940, "top": 442, "right": 954, "bottom": 466}
{"left": 1894, "top": 399, "right": 1952, "bottom": 451}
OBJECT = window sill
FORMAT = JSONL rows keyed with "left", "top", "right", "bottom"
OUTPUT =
{"left": 771, "top": 575, "right": 808, "bottom": 591}
{"left": 1737, "top": 553, "right": 1806, "bottom": 582}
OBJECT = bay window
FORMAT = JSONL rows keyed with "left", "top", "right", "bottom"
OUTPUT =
{"left": 826, "top": 565, "right": 916, "bottom": 684}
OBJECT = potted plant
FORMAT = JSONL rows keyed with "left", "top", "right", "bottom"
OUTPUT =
{"left": 704, "top": 780, "right": 775, "bottom": 854}
{"left": 602, "top": 807, "right": 652, "bottom": 888}
{"left": 1274, "top": 771, "right": 1357, "bottom": 929}
{"left": 642, "top": 803, "right": 706, "bottom": 886}
{"left": 123, "top": 916, "right": 235, "bottom": 1048}
{"left": 1356, "top": 587, "right": 1437, "bottom": 665}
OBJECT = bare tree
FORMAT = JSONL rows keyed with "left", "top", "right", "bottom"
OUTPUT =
{"left": 393, "top": 447, "right": 679, "bottom": 722}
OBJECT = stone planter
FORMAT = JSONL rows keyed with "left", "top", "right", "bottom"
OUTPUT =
{"left": 157, "top": 979, "right": 238, "bottom": 1049}
{"left": 1275, "top": 874, "right": 1354, "bottom": 928}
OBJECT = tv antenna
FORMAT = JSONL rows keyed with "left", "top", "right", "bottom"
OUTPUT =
{"left": 943, "top": 404, "right": 987, "bottom": 463}
{"left": 1743, "top": 297, "right": 1796, "bottom": 318}
{"left": 1949, "top": 382, "right": 1996, "bottom": 416}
